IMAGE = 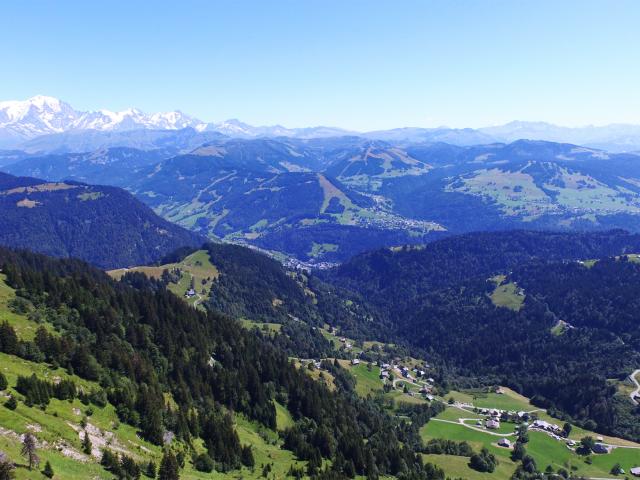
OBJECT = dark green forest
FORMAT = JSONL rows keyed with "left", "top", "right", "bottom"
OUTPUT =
{"left": 321, "top": 230, "right": 640, "bottom": 441}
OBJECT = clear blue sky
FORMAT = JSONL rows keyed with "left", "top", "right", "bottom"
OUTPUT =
{"left": 2, "top": 0, "right": 639, "bottom": 130}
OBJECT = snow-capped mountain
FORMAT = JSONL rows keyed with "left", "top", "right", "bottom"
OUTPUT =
{"left": 0, "top": 95, "right": 206, "bottom": 143}
{"left": 3, "top": 96, "right": 640, "bottom": 153}
{"left": 0, "top": 96, "right": 353, "bottom": 148}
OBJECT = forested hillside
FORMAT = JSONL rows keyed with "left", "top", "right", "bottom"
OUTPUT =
{"left": 0, "top": 172, "right": 203, "bottom": 269}
{"left": 323, "top": 230, "right": 640, "bottom": 442}
{"left": 0, "top": 246, "right": 444, "bottom": 479}
{"left": 150, "top": 243, "right": 384, "bottom": 357}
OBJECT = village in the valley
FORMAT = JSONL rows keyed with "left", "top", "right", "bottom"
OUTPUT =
{"left": 293, "top": 324, "right": 640, "bottom": 480}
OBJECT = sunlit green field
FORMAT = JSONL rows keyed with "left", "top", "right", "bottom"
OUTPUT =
{"left": 422, "top": 401, "right": 640, "bottom": 480}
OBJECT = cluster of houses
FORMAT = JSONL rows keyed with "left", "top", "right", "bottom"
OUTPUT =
{"left": 376, "top": 360, "right": 435, "bottom": 398}
{"left": 467, "top": 407, "right": 537, "bottom": 431}
{"left": 378, "top": 361, "right": 431, "bottom": 381}
{"left": 531, "top": 419, "right": 563, "bottom": 434}
{"left": 530, "top": 420, "right": 617, "bottom": 455}
{"left": 338, "top": 337, "right": 353, "bottom": 350}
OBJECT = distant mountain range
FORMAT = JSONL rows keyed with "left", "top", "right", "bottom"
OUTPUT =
{"left": 0, "top": 171, "right": 203, "bottom": 268}
{"left": 0, "top": 96, "right": 352, "bottom": 149}
{"left": 2, "top": 96, "right": 640, "bottom": 153}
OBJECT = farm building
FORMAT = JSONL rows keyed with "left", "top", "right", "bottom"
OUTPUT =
{"left": 486, "top": 419, "right": 500, "bottom": 429}
{"left": 498, "top": 438, "right": 511, "bottom": 448}
{"left": 592, "top": 443, "right": 611, "bottom": 454}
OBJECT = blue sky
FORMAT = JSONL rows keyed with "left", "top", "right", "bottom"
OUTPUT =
{"left": 2, "top": 0, "right": 639, "bottom": 130}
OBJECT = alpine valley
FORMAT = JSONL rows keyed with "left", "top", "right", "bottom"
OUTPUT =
{"left": 5, "top": 97, "right": 640, "bottom": 265}
{"left": 0, "top": 96, "right": 639, "bottom": 480}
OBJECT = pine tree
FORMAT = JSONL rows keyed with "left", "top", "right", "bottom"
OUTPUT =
{"left": 0, "top": 372, "right": 7, "bottom": 391}
{"left": 82, "top": 430, "right": 92, "bottom": 455}
{"left": 158, "top": 451, "right": 179, "bottom": 480}
{"left": 21, "top": 433, "right": 39, "bottom": 470}
{"left": 42, "top": 460, "right": 54, "bottom": 478}
{"left": 0, "top": 451, "right": 16, "bottom": 480}
{"left": 241, "top": 445, "right": 254, "bottom": 469}
{"left": 145, "top": 460, "right": 156, "bottom": 478}
{"left": 4, "top": 396, "right": 16, "bottom": 411}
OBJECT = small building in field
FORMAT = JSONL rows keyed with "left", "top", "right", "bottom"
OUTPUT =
{"left": 498, "top": 438, "right": 511, "bottom": 448}
{"left": 486, "top": 419, "right": 500, "bottom": 429}
{"left": 351, "top": 358, "right": 360, "bottom": 365}
{"left": 592, "top": 443, "right": 611, "bottom": 454}
{"left": 630, "top": 466, "right": 640, "bottom": 477}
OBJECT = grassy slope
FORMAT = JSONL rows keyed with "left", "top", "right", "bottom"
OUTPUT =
{"left": 0, "top": 274, "right": 56, "bottom": 341}
{"left": 446, "top": 387, "right": 534, "bottom": 412}
{"left": 489, "top": 275, "right": 525, "bottom": 311}
{"left": 108, "top": 250, "right": 219, "bottom": 309}
{"left": 239, "top": 319, "right": 283, "bottom": 335}
{"left": 337, "top": 361, "right": 381, "bottom": 397}
{"left": 0, "top": 276, "right": 310, "bottom": 480}
{"left": 422, "top": 387, "right": 640, "bottom": 480}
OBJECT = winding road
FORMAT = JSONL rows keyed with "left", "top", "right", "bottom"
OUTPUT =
{"left": 192, "top": 293, "right": 204, "bottom": 309}
{"left": 630, "top": 369, "right": 640, "bottom": 405}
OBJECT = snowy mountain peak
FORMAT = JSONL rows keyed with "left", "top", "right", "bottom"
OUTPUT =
{"left": 0, "top": 95, "right": 355, "bottom": 148}
{"left": 29, "top": 94, "right": 66, "bottom": 108}
{"left": 0, "top": 96, "right": 208, "bottom": 141}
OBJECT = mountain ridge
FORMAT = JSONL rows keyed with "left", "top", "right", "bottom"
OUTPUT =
{"left": 3, "top": 96, "right": 640, "bottom": 152}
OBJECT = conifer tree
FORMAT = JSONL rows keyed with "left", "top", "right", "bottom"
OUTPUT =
{"left": 21, "top": 433, "right": 39, "bottom": 470}
{"left": 42, "top": 460, "right": 54, "bottom": 478}
{"left": 145, "top": 460, "right": 156, "bottom": 478}
{"left": 81, "top": 430, "right": 92, "bottom": 455}
{"left": 158, "top": 451, "right": 179, "bottom": 480}
{"left": 0, "top": 451, "right": 16, "bottom": 480}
